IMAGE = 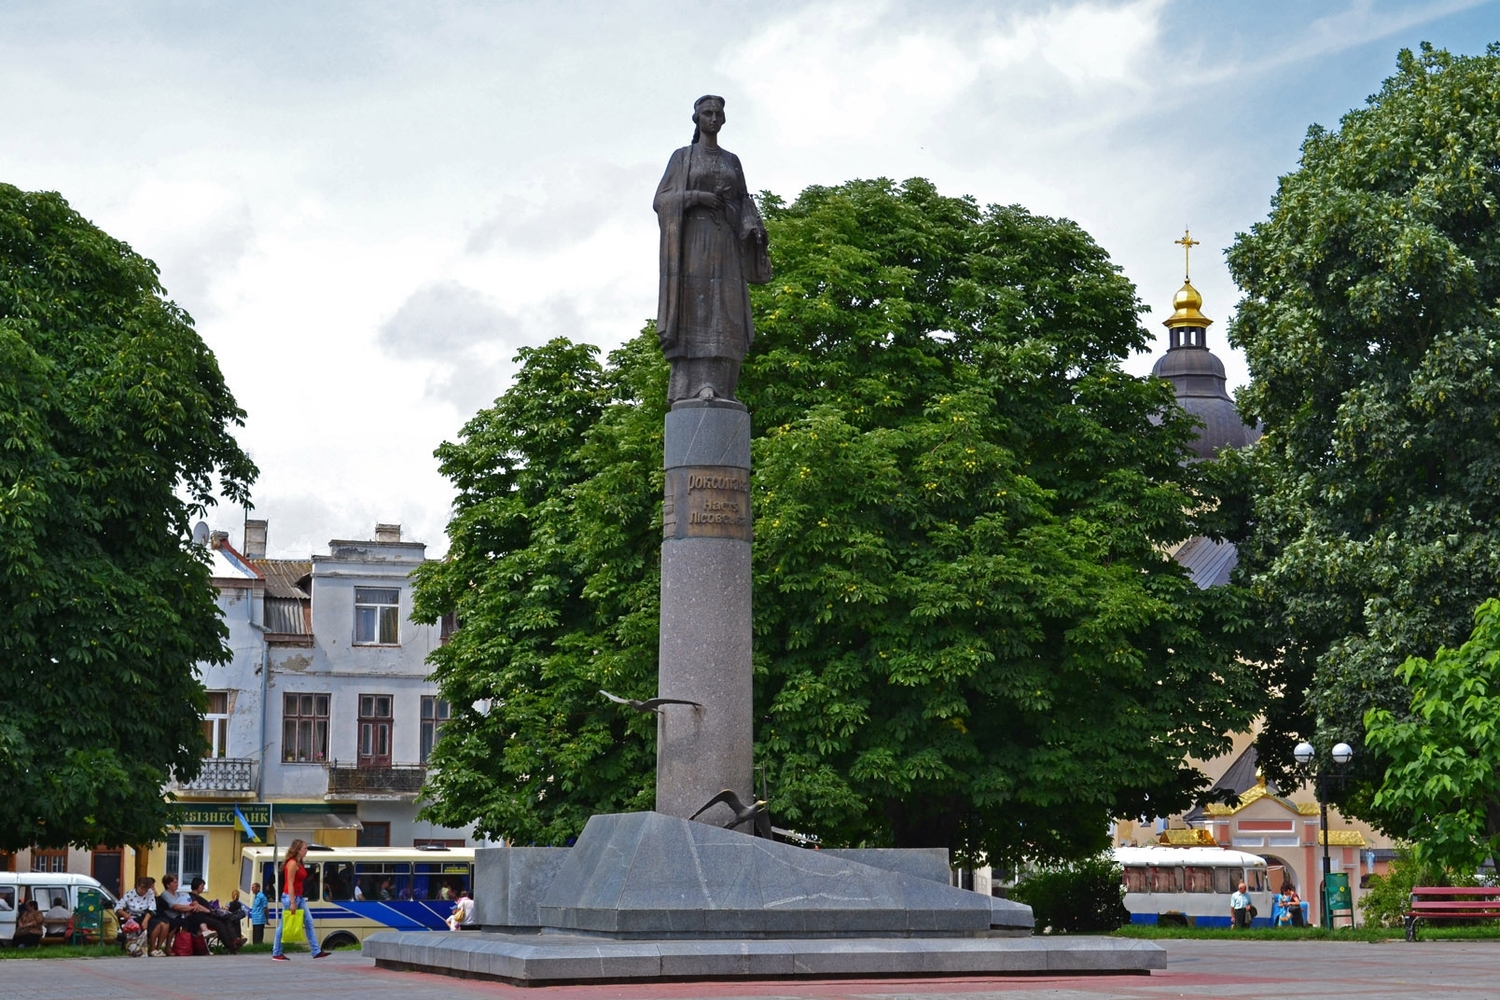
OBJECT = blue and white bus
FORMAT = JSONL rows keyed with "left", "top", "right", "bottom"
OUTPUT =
{"left": 1115, "top": 845, "right": 1272, "bottom": 928}
{"left": 241, "top": 845, "right": 474, "bottom": 950}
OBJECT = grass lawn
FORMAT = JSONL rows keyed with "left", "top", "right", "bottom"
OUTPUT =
{"left": 1114, "top": 923, "right": 1500, "bottom": 942}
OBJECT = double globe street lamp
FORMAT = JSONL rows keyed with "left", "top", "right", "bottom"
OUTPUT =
{"left": 1293, "top": 739, "right": 1355, "bottom": 928}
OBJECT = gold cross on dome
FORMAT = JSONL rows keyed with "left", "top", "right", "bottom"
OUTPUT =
{"left": 1175, "top": 228, "right": 1200, "bottom": 281}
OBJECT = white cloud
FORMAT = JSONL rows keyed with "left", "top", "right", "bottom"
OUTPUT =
{"left": 722, "top": 0, "right": 1165, "bottom": 151}
{"left": 466, "top": 160, "right": 659, "bottom": 255}
{"left": 376, "top": 282, "right": 621, "bottom": 416}
{"left": 106, "top": 177, "right": 257, "bottom": 318}
{"left": 6, "top": 0, "right": 1494, "bottom": 556}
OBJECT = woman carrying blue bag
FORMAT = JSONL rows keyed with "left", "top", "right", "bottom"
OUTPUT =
{"left": 272, "top": 838, "right": 329, "bottom": 961}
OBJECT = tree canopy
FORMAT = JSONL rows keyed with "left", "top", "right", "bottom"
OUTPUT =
{"left": 1223, "top": 44, "right": 1500, "bottom": 816}
{"left": 0, "top": 185, "right": 256, "bottom": 851}
{"left": 415, "top": 177, "right": 1258, "bottom": 864}
{"left": 1366, "top": 597, "right": 1500, "bottom": 871}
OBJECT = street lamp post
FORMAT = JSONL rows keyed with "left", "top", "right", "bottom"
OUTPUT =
{"left": 1293, "top": 740, "right": 1355, "bottom": 928}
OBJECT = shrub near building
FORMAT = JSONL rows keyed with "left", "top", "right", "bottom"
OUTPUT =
{"left": 1012, "top": 854, "right": 1131, "bottom": 933}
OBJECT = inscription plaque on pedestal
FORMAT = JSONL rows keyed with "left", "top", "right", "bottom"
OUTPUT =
{"left": 663, "top": 466, "right": 751, "bottom": 542}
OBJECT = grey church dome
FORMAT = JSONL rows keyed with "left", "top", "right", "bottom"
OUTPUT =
{"left": 1152, "top": 277, "right": 1260, "bottom": 460}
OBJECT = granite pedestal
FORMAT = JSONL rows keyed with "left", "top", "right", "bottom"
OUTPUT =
{"left": 364, "top": 812, "right": 1165, "bottom": 985}
{"left": 656, "top": 400, "right": 754, "bottom": 823}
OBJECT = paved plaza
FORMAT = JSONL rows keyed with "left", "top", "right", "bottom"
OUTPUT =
{"left": 4, "top": 939, "right": 1498, "bottom": 1000}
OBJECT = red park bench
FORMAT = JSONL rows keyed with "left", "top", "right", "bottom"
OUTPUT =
{"left": 1404, "top": 886, "right": 1500, "bottom": 941}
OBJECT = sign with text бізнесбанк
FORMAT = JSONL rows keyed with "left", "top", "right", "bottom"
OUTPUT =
{"left": 167, "top": 802, "right": 271, "bottom": 828}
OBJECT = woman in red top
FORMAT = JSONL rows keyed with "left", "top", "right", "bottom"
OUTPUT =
{"left": 271, "top": 839, "right": 327, "bottom": 960}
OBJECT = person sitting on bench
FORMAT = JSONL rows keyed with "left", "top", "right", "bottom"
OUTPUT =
{"left": 118, "top": 876, "right": 157, "bottom": 942}
{"left": 12, "top": 900, "right": 44, "bottom": 948}
{"left": 150, "top": 875, "right": 221, "bottom": 955}
{"left": 41, "top": 897, "right": 71, "bottom": 939}
{"left": 188, "top": 878, "right": 244, "bottom": 952}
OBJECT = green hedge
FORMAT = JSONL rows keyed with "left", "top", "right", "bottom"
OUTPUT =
{"left": 1011, "top": 853, "right": 1130, "bottom": 933}
{"left": 1359, "top": 848, "right": 1488, "bottom": 927}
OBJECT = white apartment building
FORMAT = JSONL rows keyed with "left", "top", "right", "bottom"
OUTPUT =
{"left": 10, "top": 521, "right": 479, "bottom": 897}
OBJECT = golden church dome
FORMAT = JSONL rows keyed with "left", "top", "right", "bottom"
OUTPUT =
{"left": 1164, "top": 279, "right": 1212, "bottom": 329}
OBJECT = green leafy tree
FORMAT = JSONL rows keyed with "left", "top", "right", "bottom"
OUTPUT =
{"left": 0, "top": 185, "right": 256, "bottom": 851}
{"left": 413, "top": 336, "right": 665, "bottom": 847}
{"left": 1366, "top": 598, "right": 1500, "bottom": 871}
{"left": 1224, "top": 44, "right": 1500, "bottom": 811}
{"left": 416, "top": 177, "right": 1259, "bottom": 863}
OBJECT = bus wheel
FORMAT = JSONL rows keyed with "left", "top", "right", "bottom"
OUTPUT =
{"left": 322, "top": 932, "right": 360, "bottom": 952}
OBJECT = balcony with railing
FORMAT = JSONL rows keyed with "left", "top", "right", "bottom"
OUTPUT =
{"left": 171, "top": 757, "right": 256, "bottom": 797}
{"left": 325, "top": 763, "right": 427, "bottom": 800}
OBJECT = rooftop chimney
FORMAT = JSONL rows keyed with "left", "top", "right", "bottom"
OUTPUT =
{"left": 243, "top": 518, "right": 268, "bottom": 558}
{"left": 374, "top": 523, "right": 402, "bottom": 542}
{"left": 209, "top": 530, "right": 229, "bottom": 549}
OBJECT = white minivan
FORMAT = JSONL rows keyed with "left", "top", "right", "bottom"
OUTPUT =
{"left": 0, "top": 872, "right": 118, "bottom": 944}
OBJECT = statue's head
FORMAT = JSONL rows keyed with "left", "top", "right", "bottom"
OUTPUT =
{"left": 691, "top": 95, "right": 726, "bottom": 143}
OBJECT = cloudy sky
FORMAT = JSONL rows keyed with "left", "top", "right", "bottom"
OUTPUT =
{"left": 4, "top": 0, "right": 1496, "bottom": 557}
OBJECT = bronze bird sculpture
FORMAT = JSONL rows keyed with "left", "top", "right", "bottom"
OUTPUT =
{"left": 599, "top": 689, "right": 703, "bottom": 714}
{"left": 689, "top": 788, "right": 773, "bottom": 840}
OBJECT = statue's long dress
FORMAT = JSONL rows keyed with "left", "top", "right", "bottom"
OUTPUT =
{"left": 654, "top": 143, "right": 769, "bottom": 403}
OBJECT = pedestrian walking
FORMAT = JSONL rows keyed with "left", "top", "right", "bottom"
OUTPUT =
{"left": 272, "top": 839, "right": 328, "bottom": 961}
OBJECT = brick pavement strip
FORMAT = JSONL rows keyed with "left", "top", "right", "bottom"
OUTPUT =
{"left": 3, "top": 940, "right": 1499, "bottom": 1000}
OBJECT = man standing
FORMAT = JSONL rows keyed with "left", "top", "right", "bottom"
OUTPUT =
{"left": 1230, "top": 881, "right": 1252, "bottom": 929}
{"left": 250, "top": 881, "right": 268, "bottom": 945}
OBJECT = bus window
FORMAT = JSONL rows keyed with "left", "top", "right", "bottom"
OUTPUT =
{"left": 261, "top": 861, "right": 279, "bottom": 896}
{"left": 240, "top": 857, "right": 253, "bottom": 894}
{"left": 414, "top": 862, "right": 472, "bottom": 900}
{"left": 1122, "top": 866, "right": 1148, "bottom": 893}
{"left": 301, "top": 863, "right": 321, "bottom": 901}
{"left": 1184, "top": 866, "right": 1214, "bottom": 893}
{"left": 1148, "top": 866, "right": 1183, "bottom": 893}
{"left": 1246, "top": 868, "right": 1267, "bottom": 892}
{"left": 355, "top": 862, "right": 412, "bottom": 901}
{"left": 323, "top": 862, "right": 356, "bottom": 901}
{"left": 1213, "top": 867, "right": 1236, "bottom": 894}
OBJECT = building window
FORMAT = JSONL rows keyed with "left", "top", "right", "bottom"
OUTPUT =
{"left": 164, "top": 833, "right": 205, "bottom": 887}
{"left": 358, "top": 694, "right": 393, "bottom": 768}
{"left": 282, "top": 693, "right": 330, "bottom": 762}
{"left": 354, "top": 587, "right": 400, "bottom": 645}
{"left": 358, "top": 822, "right": 391, "bottom": 848}
{"left": 202, "top": 691, "right": 229, "bottom": 758}
{"left": 30, "top": 849, "right": 67, "bottom": 873}
{"left": 420, "top": 696, "right": 450, "bottom": 764}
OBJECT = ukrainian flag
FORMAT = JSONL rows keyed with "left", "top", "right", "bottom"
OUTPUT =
{"left": 234, "top": 804, "right": 261, "bottom": 843}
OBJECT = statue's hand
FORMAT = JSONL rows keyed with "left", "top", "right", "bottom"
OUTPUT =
{"left": 693, "top": 191, "right": 724, "bottom": 211}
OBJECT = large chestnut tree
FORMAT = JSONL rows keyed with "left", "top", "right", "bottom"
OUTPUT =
{"left": 415, "top": 178, "right": 1258, "bottom": 864}
{"left": 0, "top": 185, "right": 256, "bottom": 851}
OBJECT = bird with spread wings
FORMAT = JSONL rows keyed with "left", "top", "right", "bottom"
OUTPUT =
{"left": 599, "top": 689, "right": 703, "bottom": 714}
{"left": 689, "top": 789, "right": 774, "bottom": 840}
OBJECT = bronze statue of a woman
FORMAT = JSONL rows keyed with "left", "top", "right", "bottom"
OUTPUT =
{"left": 654, "top": 95, "right": 771, "bottom": 405}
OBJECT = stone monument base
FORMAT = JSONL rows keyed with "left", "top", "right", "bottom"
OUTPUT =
{"left": 362, "top": 812, "right": 1164, "bottom": 985}
{"left": 366, "top": 930, "right": 1165, "bottom": 985}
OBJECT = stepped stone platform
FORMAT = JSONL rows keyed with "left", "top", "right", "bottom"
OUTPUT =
{"left": 363, "top": 812, "right": 1164, "bottom": 985}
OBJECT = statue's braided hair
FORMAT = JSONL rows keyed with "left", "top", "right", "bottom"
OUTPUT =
{"left": 691, "top": 94, "right": 725, "bottom": 144}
